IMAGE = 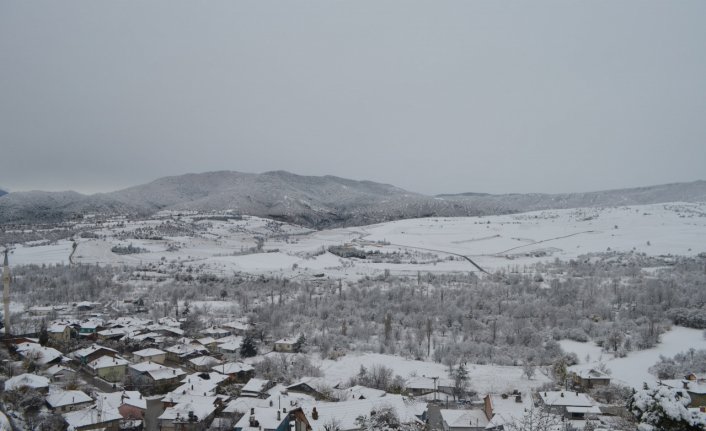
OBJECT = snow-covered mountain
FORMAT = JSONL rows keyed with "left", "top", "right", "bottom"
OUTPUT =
{"left": 0, "top": 171, "right": 704, "bottom": 228}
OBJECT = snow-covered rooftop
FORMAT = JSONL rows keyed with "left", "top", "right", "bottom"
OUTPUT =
{"left": 539, "top": 391, "right": 595, "bottom": 408}
{"left": 4, "top": 373, "right": 50, "bottom": 391}
{"left": 46, "top": 390, "right": 93, "bottom": 408}
{"left": 440, "top": 408, "right": 489, "bottom": 428}
{"left": 214, "top": 361, "right": 253, "bottom": 375}
{"left": 132, "top": 348, "right": 166, "bottom": 357}
{"left": 300, "top": 395, "right": 425, "bottom": 431}
{"left": 63, "top": 406, "right": 122, "bottom": 430}
{"left": 88, "top": 355, "right": 129, "bottom": 370}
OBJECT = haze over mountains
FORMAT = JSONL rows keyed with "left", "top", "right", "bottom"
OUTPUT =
{"left": 0, "top": 171, "right": 705, "bottom": 228}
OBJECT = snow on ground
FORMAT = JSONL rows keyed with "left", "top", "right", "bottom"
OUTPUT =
{"left": 7, "top": 202, "right": 706, "bottom": 281}
{"left": 565, "top": 326, "right": 706, "bottom": 390}
{"left": 558, "top": 340, "right": 607, "bottom": 365}
{"left": 8, "top": 240, "right": 74, "bottom": 266}
{"left": 316, "top": 352, "right": 550, "bottom": 395}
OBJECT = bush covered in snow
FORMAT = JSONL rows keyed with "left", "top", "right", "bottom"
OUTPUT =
{"left": 628, "top": 385, "right": 705, "bottom": 431}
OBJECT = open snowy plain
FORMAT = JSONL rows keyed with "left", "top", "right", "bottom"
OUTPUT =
{"left": 9, "top": 202, "right": 706, "bottom": 281}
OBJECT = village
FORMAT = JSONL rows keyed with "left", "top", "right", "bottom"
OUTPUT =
{"left": 2, "top": 296, "right": 705, "bottom": 431}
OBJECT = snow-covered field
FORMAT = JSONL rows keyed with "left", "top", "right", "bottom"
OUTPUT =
{"left": 6, "top": 202, "right": 706, "bottom": 280}
{"left": 563, "top": 326, "right": 706, "bottom": 390}
{"left": 315, "top": 352, "right": 551, "bottom": 395}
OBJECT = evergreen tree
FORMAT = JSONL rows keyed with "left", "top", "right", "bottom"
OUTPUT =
{"left": 240, "top": 333, "right": 258, "bottom": 358}
{"left": 293, "top": 334, "right": 306, "bottom": 353}
{"left": 452, "top": 363, "right": 469, "bottom": 399}
{"left": 38, "top": 321, "right": 49, "bottom": 346}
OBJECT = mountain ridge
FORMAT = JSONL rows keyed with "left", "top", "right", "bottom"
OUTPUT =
{"left": 0, "top": 171, "right": 704, "bottom": 228}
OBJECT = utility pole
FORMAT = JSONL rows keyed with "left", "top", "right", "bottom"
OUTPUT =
{"left": 3, "top": 249, "right": 10, "bottom": 336}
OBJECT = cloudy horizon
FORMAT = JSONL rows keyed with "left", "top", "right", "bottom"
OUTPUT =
{"left": 2, "top": 0, "right": 705, "bottom": 196}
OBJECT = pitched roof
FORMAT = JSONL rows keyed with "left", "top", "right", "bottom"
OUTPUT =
{"left": 440, "top": 409, "right": 489, "bottom": 428}
{"left": 158, "top": 394, "right": 221, "bottom": 422}
{"left": 214, "top": 361, "right": 254, "bottom": 375}
{"left": 539, "top": 391, "right": 595, "bottom": 407}
{"left": 63, "top": 406, "right": 122, "bottom": 430}
{"left": 46, "top": 390, "right": 93, "bottom": 408}
{"left": 189, "top": 356, "right": 222, "bottom": 367}
{"left": 234, "top": 407, "right": 288, "bottom": 431}
{"left": 242, "top": 378, "right": 271, "bottom": 394}
{"left": 301, "top": 395, "right": 425, "bottom": 431}
{"left": 71, "top": 344, "right": 117, "bottom": 359}
{"left": 88, "top": 355, "right": 129, "bottom": 370}
{"left": 132, "top": 348, "right": 166, "bottom": 357}
{"left": 4, "top": 373, "right": 50, "bottom": 391}
{"left": 16, "top": 342, "right": 63, "bottom": 365}
{"left": 95, "top": 390, "right": 147, "bottom": 412}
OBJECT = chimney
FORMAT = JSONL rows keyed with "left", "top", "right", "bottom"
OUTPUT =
{"left": 251, "top": 408, "right": 255, "bottom": 415}
{"left": 277, "top": 410, "right": 281, "bottom": 421}
{"left": 312, "top": 407, "right": 318, "bottom": 420}
{"left": 560, "top": 392, "right": 564, "bottom": 397}
{"left": 3, "top": 249, "right": 11, "bottom": 336}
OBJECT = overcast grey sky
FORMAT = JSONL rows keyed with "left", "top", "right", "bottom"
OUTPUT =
{"left": 1, "top": 1, "right": 705, "bottom": 195}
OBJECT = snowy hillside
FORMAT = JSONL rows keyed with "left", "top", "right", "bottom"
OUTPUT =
{"left": 8, "top": 202, "right": 706, "bottom": 281}
{"left": 0, "top": 171, "right": 704, "bottom": 228}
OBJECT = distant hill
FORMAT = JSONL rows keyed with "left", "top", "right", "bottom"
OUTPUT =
{"left": 0, "top": 189, "right": 6, "bottom": 198}
{"left": 0, "top": 171, "right": 704, "bottom": 228}
{"left": 439, "top": 180, "right": 706, "bottom": 214}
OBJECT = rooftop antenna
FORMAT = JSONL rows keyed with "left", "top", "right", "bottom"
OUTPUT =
{"left": 3, "top": 248, "right": 10, "bottom": 336}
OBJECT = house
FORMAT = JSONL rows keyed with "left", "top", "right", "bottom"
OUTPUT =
{"left": 241, "top": 378, "right": 276, "bottom": 398}
{"left": 221, "top": 320, "right": 253, "bottom": 336}
{"left": 72, "top": 344, "right": 118, "bottom": 365}
{"left": 45, "top": 364, "right": 77, "bottom": 383}
{"left": 440, "top": 409, "right": 489, "bottom": 431}
{"left": 188, "top": 355, "right": 222, "bottom": 372}
{"left": 130, "top": 331, "right": 164, "bottom": 344}
{"left": 213, "top": 361, "right": 255, "bottom": 383}
{"left": 75, "top": 301, "right": 97, "bottom": 312}
{"left": 128, "top": 361, "right": 187, "bottom": 391}
{"left": 287, "top": 377, "right": 334, "bottom": 400}
{"left": 195, "top": 336, "right": 218, "bottom": 350}
{"left": 158, "top": 394, "right": 225, "bottom": 431}
{"left": 483, "top": 392, "right": 532, "bottom": 430}
{"left": 96, "top": 328, "right": 131, "bottom": 342}
{"left": 15, "top": 342, "right": 63, "bottom": 365}
{"left": 95, "top": 391, "right": 147, "bottom": 423}
{"left": 274, "top": 337, "right": 298, "bottom": 353}
{"left": 234, "top": 406, "right": 310, "bottom": 431}
{"left": 46, "top": 390, "right": 93, "bottom": 412}
{"left": 132, "top": 347, "right": 167, "bottom": 364}
{"left": 87, "top": 356, "right": 130, "bottom": 383}
{"left": 202, "top": 326, "right": 230, "bottom": 339}
{"left": 4, "top": 373, "right": 50, "bottom": 392}
{"left": 216, "top": 337, "right": 243, "bottom": 356}
{"left": 300, "top": 395, "right": 426, "bottom": 431}
{"left": 538, "top": 391, "right": 601, "bottom": 420}
{"left": 164, "top": 342, "right": 209, "bottom": 363}
{"left": 344, "top": 385, "right": 387, "bottom": 400}
{"left": 572, "top": 369, "right": 611, "bottom": 389}
{"left": 405, "top": 376, "right": 454, "bottom": 396}
{"left": 62, "top": 406, "right": 122, "bottom": 431}
{"left": 77, "top": 319, "right": 104, "bottom": 338}
{"left": 170, "top": 372, "right": 230, "bottom": 397}
{"left": 48, "top": 323, "right": 74, "bottom": 343}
